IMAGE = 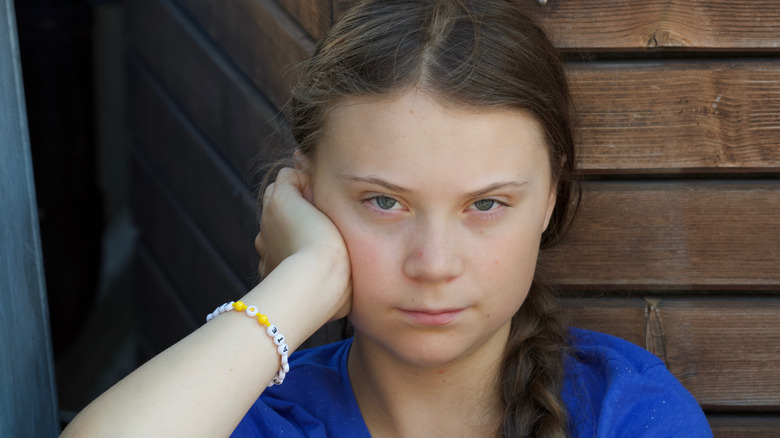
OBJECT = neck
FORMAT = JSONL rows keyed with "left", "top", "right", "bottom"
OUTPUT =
{"left": 348, "top": 327, "right": 509, "bottom": 438}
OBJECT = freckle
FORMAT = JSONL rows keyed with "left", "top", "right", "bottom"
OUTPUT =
{"left": 437, "top": 369, "right": 447, "bottom": 374}
{"left": 411, "top": 298, "right": 415, "bottom": 303}
{"left": 486, "top": 314, "right": 490, "bottom": 318}
{"left": 441, "top": 379, "right": 446, "bottom": 383}
{"left": 409, "top": 110, "right": 414, "bottom": 114}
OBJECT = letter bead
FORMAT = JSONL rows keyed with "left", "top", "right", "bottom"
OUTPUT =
{"left": 266, "top": 324, "right": 278, "bottom": 337}
{"left": 245, "top": 305, "right": 258, "bottom": 317}
{"left": 274, "top": 334, "right": 285, "bottom": 345}
{"left": 278, "top": 344, "right": 289, "bottom": 355}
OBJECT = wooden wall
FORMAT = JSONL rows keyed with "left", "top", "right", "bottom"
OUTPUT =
{"left": 126, "top": 0, "right": 780, "bottom": 435}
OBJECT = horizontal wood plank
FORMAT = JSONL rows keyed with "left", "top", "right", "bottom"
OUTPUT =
{"left": 135, "top": 244, "right": 199, "bottom": 354}
{"left": 176, "top": 0, "right": 314, "bottom": 109}
{"left": 130, "top": 152, "right": 248, "bottom": 318}
{"left": 127, "top": 57, "right": 260, "bottom": 282}
{"left": 540, "top": 181, "right": 780, "bottom": 290}
{"left": 562, "top": 297, "right": 780, "bottom": 409}
{"left": 570, "top": 61, "right": 780, "bottom": 173}
{"left": 539, "top": 0, "right": 780, "bottom": 52}
{"left": 709, "top": 415, "right": 780, "bottom": 437}
{"left": 333, "top": 1, "right": 780, "bottom": 51}
{"left": 126, "top": 0, "right": 289, "bottom": 184}
{"left": 277, "top": 0, "right": 331, "bottom": 41}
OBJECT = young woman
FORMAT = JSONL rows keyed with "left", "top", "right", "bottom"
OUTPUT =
{"left": 62, "top": 1, "right": 713, "bottom": 436}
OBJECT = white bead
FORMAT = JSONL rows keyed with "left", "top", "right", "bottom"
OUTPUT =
{"left": 278, "top": 344, "right": 289, "bottom": 355}
{"left": 267, "top": 380, "right": 275, "bottom": 388}
{"left": 266, "top": 324, "right": 278, "bottom": 337}
{"left": 218, "top": 303, "right": 230, "bottom": 313}
{"left": 206, "top": 313, "right": 214, "bottom": 322}
{"left": 281, "top": 353, "right": 288, "bottom": 365}
{"left": 277, "top": 369, "right": 286, "bottom": 380}
{"left": 273, "top": 376, "right": 283, "bottom": 385}
{"left": 282, "top": 362, "right": 290, "bottom": 373}
{"left": 273, "top": 334, "right": 285, "bottom": 346}
{"left": 225, "top": 301, "right": 235, "bottom": 311}
{"left": 211, "top": 309, "right": 221, "bottom": 319}
{"left": 245, "top": 305, "right": 258, "bottom": 317}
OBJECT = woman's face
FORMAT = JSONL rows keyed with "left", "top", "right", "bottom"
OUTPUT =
{"left": 306, "top": 90, "right": 556, "bottom": 368}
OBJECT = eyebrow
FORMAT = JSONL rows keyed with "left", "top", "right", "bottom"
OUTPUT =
{"left": 340, "top": 174, "right": 529, "bottom": 197}
{"left": 341, "top": 175, "right": 412, "bottom": 193}
{"left": 466, "top": 181, "right": 530, "bottom": 198}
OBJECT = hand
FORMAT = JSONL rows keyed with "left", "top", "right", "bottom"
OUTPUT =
{"left": 255, "top": 167, "right": 352, "bottom": 321}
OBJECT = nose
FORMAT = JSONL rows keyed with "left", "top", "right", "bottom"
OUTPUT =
{"left": 402, "top": 220, "right": 464, "bottom": 283}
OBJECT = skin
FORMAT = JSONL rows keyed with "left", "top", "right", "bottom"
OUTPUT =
{"left": 301, "top": 90, "right": 557, "bottom": 437}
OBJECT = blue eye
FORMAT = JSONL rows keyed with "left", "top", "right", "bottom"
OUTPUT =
{"left": 473, "top": 199, "right": 496, "bottom": 211}
{"left": 373, "top": 196, "right": 398, "bottom": 210}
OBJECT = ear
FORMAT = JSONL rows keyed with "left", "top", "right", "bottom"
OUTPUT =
{"left": 293, "top": 149, "right": 310, "bottom": 171}
{"left": 293, "top": 149, "right": 315, "bottom": 203}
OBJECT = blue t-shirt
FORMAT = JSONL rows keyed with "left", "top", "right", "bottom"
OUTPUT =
{"left": 232, "top": 328, "right": 713, "bottom": 437}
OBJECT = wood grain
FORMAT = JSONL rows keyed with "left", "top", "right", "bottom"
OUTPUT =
{"left": 333, "top": 0, "right": 780, "bottom": 51}
{"left": 127, "top": 56, "right": 260, "bottom": 281}
{"left": 709, "top": 415, "right": 780, "bottom": 437}
{"left": 562, "top": 297, "right": 780, "bottom": 409}
{"left": 176, "top": 0, "right": 314, "bottom": 109}
{"left": 570, "top": 61, "right": 780, "bottom": 173}
{"left": 126, "top": 0, "right": 290, "bottom": 183}
{"left": 540, "top": 181, "right": 780, "bottom": 290}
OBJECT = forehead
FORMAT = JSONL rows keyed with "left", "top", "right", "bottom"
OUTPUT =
{"left": 314, "top": 91, "right": 551, "bottom": 184}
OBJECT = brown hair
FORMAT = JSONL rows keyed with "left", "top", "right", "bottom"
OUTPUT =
{"left": 287, "top": 0, "right": 579, "bottom": 436}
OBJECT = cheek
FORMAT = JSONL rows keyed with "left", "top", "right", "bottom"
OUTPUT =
{"left": 342, "top": 228, "right": 399, "bottom": 299}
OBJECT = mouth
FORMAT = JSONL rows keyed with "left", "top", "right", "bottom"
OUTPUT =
{"left": 398, "top": 308, "right": 465, "bottom": 326}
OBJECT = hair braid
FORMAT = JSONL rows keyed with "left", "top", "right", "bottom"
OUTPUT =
{"left": 500, "top": 280, "right": 570, "bottom": 437}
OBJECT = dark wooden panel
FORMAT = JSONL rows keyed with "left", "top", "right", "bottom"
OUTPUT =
{"left": 710, "top": 415, "right": 780, "bottom": 438}
{"left": 333, "top": 0, "right": 780, "bottom": 51}
{"left": 540, "top": 181, "right": 780, "bottom": 290}
{"left": 135, "top": 244, "right": 200, "bottom": 354}
{"left": 278, "top": 0, "right": 330, "bottom": 40}
{"left": 126, "top": 0, "right": 288, "bottom": 183}
{"left": 563, "top": 297, "right": 780, "bottom": 410}
{"left": 175, "top": 0, "right": 315, "bottom": 109}
{"left": 560, "top": 297, "right": 646, "bottom": 346}
{"left": 127, "top": 56, "right": 260, "bottom": 283}
{"left": 130, "top": 152, "right": 247, "bottom": 318}
{"left": 570, "top": 61, "right": 780, "bottom": 173}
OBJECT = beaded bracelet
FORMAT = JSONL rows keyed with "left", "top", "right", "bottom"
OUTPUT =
{"left": 206, "top": 301, "right": 290, "bottom": 387}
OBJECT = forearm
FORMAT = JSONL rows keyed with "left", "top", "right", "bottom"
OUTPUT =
{"left": 61, "top": 248, "right": 349, "bottom": 437}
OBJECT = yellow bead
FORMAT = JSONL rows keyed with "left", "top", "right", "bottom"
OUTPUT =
{"left": 258, "top": 314, "right": 270, "bottom": 327}
{"left": 233, "top": 301, "right": 247, "bottom": 311}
